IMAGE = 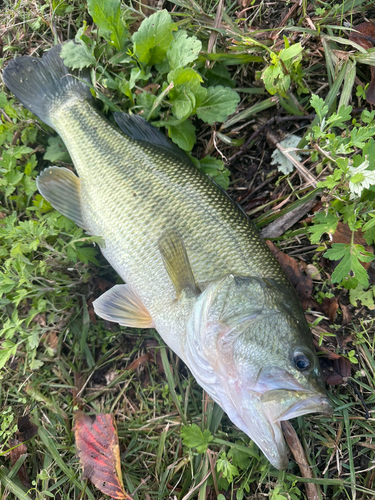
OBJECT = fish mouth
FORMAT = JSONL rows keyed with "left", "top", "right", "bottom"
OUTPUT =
{"left": 272, "top": 392, "right": 334, "bottom": 422}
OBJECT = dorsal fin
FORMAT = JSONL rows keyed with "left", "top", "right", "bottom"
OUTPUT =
{"left": 113, "top": 113, "right": 190, "bottom": 162}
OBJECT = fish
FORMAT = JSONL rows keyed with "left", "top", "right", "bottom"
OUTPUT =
{"left": 3, "top": 45, "right": 332, "bottom": 470}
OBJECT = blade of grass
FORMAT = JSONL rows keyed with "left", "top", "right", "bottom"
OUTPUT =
{"left": 221, "top": 97, "right": 278, "bottom": 129}
{"left": 339, "top": 58, "right": 356, "bottom": 108}
{"left": 343, "top": 409, "right": 356, "bottom": 500}
{"left": 0, "top": 467, "right": 33, "bottom": 500}
{"left": 160, "top": 347, "right": 188, "bottom": 425}
{"left": 38, "top": 426, "right": 95, "bottom": 499}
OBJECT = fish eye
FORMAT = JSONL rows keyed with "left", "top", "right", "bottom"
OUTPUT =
{"left": 293, "top": 352, "right": 310, "bottom": 371}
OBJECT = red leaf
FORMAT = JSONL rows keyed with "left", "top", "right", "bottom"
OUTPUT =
{"left": 74, "top": 412, "right": 132, "bottom": 500}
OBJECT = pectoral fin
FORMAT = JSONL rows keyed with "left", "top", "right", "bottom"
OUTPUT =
{"left": 158, "top": 229, "right": 200, "bottom": 299}
{"left": 36, "top": 166, "right": 87, "bottom": 230}
{"left": 93, "top": 284, "right": 154, "bottom": 328}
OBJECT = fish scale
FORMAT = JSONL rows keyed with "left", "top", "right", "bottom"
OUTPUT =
{"left": 3, "top": 45, "right": 332, "bottom": 470}
{"left": 54, "top": 98, "right": 290, "bottom": 310}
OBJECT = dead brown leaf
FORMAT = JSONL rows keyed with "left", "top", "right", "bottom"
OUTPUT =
{"left": 9, "top": 439, "right": 30, "bottom": 488}
{"left": 266, "top": 240, "right": 313, "bottom": 308}
{"left": 87, "top": 297, "right": 97, "bottom": 324}
{"left": 319, "top": 356, "right": 351, "bottom": 385}
{"left": 74, "top": 411, "right": 133, "bottom": 500}
{"left": 17, "top": 414, "right": 38, "bottom": 442}
{"left": 281, "top": 421, "right": 321, "bottom": 500}
{"left": 126, "top": 352, "right": 152, "bottom": 372}
{"left": 321, "top": 296, "right": 339, "bottom": 323}
{"left": 339, "top": 302, "right": 352, "bottom": 326}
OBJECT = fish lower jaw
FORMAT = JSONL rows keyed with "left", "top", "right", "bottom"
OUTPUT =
{"left": 271, "top": 393, "right": 334, "bottom": 423}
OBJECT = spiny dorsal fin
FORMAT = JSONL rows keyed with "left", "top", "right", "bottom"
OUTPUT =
{"left": 93, "top": 284, "right": 154, "bottom": 328}
{"left": 113, "top": 113, "right": 190, "bottom": 163}
{"left": 158, "top": 229, "right": 199, "bottom": 299}
{"left": 36, "top": 166, "right": 88, "bottom": 230}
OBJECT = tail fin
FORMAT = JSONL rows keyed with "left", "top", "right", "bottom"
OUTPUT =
{"left": 2, "top": 45, "right": 92, "bottom": 129}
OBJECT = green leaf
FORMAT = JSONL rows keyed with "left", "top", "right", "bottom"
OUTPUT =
{"left": 201, "top": 63, "right": 236, "bottom": 88}
{"left": 324, "top": 243, "right": 374, "bottom": 287}
{"left": 227, "top": 446, "right": 251, "bottom": 470}
{"left": 136, "top": 92, "right": 160, "bottom": 120}
{"left": 279, "top": 43, "right": 303, "bottom": 61}
{"left": 75, "top": 246, "right": 100, "bottom": 265}
{"left": 326, "top": 105, "right": 352, "bottom": 128}
{"left": 61, "top": 38, "right": 96, "bottom": 70}
{"left": 308, "top": 212, "right": 338, "bottom": 244}
{"left": 216, "top": 452, "right": 239, "bottom": 483}
{"left": 167, "top": 30, "right": 202, "bottom": 71}
{"left": 350, "top": 126, "right": 375, "bottom": 149}
{"left": 0, "top": 340, "right": 18, "bottom": 370}
{"left": 181, "top": 424, "right": 213, "bottom": 453}
{"left": 87, "top": 0, "right": 127, "bottom": 50}
{"left": 166, "top": 119, "right": 196, "bottom": 151}
{"left": 168, "top": 68, "right": 205, "bottom": 119}
{"left": 44, "top": 136, "right": 71, "bottom": 163}
{"left": 310, "top": 94, "right": 328, "bottom": 121}
{"left": 0, "top": 92, "right": 8, "bottom": 108}
{"left": 349, "top": 284, "right": 375, "bottom": 310}
{"left": 132, "top": 10, "right": 176, "bottom": 65}
{"left": 196, "top": 86, "right": 240, "bottom": 125}
{"left": 196, "top": 155, "right": 231, "bottom": 190}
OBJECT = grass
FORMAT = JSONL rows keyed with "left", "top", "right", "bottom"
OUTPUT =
{"left": 1, "top": 0, "right": 375, "bottom": 499}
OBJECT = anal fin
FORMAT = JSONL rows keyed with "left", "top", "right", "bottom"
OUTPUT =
{"left": 36, "top": 166, "right": 87, "bottom": 230}
{"left": 93, "top": 284, "right": 154, "bottom": 328}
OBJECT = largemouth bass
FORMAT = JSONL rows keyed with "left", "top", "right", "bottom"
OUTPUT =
{"left": 3, "top": 45, "right": 332, "bottom": 469}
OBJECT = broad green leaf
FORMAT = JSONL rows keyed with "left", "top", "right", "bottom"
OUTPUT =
{"left": 75, "top": 246, "right": 100, "bottom": 265}
{"left": 87, "top": 0, "right": 127, "bottom": 50}
{"left": 0, "top": 92, "right": 8, "bottom": 109}
{"left": 132, "top": 10, "right": 176, "bottom": 65}
{"left": 61, "top": 38, "right": 96, "bottom": 69}
{"left": 197, "top": 156, "right": 231, "bottom": 190}
{"left": 181, "top": 424, "right": 213, "bottom": 453}
{"left": 279, "top": 43, "right": 303, "bottom": 61}
{"left": 350, "top": 126, "right": 375, "bottom": 148}
{"left": 262, "top": 64, "right": 283, "bottom": 96}
{"left": 326, "top": 105, "right": 352, "bottom": 128}
{"left": 170, "top": 91, "right": 195, "bottom": 120}
{"left": 349, "top": 285, "right": 375, "bottom": 310}
{"left": 136, "top": 92, "right": 160, "bottom": 120}
{"left": 202, "top": 63, "right": 236, "bottom": 88}
{"left": 167, "top": 30, "right": 201, "bottom": 71}
{"left": 310, "top": 94, "right": 328, "bottom": 121}
{"left": 196, "top": 86, "right": 240, "bottom": 125}
{"left": 216, "top": 452, "right": 239, "bottom": 483}
{"left": 168, "top": 68, "right": 205, "bottom": 119}
{"left": 0, "top": 340, "right": 18, "bottom": 370}
{"left": 167, "top": 119, "right": 196, "bottom": 151}
{"left": 308, "top": 212, "right": 338, "bottom": 244}
{"left": 44, "top": 136, "right": 71, "bottom": 163}
{"left": 324, "top": 243, "right": 374, "bottom": 287}
{"left": 168, "top": 67, "right": 203, "bottom": 90}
